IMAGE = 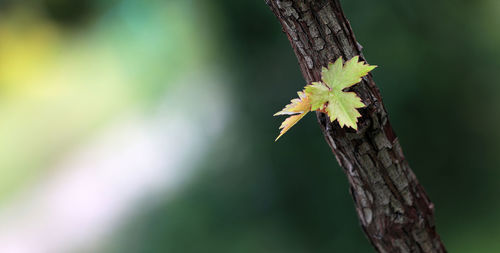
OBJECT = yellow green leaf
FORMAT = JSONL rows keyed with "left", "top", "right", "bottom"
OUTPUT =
{"left": 274, "top": 91, "right": 311, "bottom": 141}
{"left": 274, "top": 91, "right": 310, "bottom": 116}
{"left": 306, "top": 56, "right": 376, "bottom": 130}
{"left": 273, "top": 56, "right": 376, "bottom": 141}
{"left": 322, "top": 56, "right": 376, "bottom": 91}
{"left": 275, "top": 112, "right": 308, "bottom": 141}
{"left": 305, "top": 82, "right": 329, "bottom": 111}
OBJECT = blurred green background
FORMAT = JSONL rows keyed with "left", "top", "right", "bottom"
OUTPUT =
{"left": 0, "top": 0, "right": 499, "bottom": 252}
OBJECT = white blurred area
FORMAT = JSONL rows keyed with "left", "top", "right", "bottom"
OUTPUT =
{"left": 0, "top": 74, "right": 229, "bottom": 253}
{"left": 0, "top": 1, "right": 228, "bottom": 252}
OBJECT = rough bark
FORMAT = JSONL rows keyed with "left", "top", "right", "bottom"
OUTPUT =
{"left": 266, "top": 1, "right": 446, "bottom": 252}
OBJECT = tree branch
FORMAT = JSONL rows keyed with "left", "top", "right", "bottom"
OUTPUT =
{"left": 266, "top": 0, "right": 446, "bottom": 252}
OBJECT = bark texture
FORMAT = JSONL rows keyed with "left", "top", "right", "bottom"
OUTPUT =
{"left": 266, "top": 1, "right": 446, "bottom": 252}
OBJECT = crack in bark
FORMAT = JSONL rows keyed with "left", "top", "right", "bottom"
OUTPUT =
{"left": 266, "top": 1, "right": 447, "bottom": 252}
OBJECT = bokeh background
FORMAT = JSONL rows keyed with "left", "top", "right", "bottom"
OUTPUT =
{"left": 0, "top": 0, "right": 499, "bottom": 252}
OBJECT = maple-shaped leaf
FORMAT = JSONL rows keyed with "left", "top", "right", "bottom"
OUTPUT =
{"left": 273, "top": 56, "right": 376, "bottom": 141}
{"left": 305, "top": 56, "right": 376, "bottom": 129}
{"left": 274, "top": 91, "right": 311, "bottom": 141}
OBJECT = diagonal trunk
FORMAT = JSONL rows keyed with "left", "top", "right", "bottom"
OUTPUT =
{"left": 265, "top": 1, "right": 446, "bottom": 252}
